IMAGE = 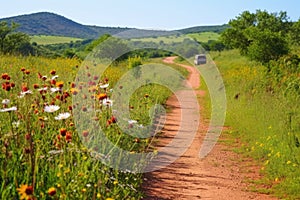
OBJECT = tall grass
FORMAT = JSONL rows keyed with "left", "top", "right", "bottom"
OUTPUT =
{"left": 212, "top": 50, "right": 300, "bottom": 199}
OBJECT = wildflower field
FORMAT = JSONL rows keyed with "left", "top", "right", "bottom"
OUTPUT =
{"left": 213, "top": 50, "right": 300, "bottom": 199}
{"left": 0, "top": 55, "right": 182, "bottom": 200}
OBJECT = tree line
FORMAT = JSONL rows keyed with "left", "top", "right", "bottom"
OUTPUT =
{"left": 0, "top": 21, "right": 35, "bottom": 55}
{"left": 221, "top": 10, "right": 300, "bottom": 64}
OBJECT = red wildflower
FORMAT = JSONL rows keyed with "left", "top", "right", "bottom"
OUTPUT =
{"left": 65, "top": 131, "right": 72, "bottom": 142}
{"left": 22, "top": 85, "right": 29, "bottom": 92}
{"left": 1, "top": 73, "right": 9, "bottom": 80}
{"left": 2, "top": 82, "right": 11, "bottom": 91}
{"left": 33, "top": 84, "right": 39, "bottom": 89}
{"left": 59, "top": 128, "right": 67, "bottom": 136}
{"left": 48, "top": 187, "right": 56, "bottom": 196}
{"left": 50, "top": 79, "right": 56, "bottom": 85}
{"left": 50, "top": 70, "right": 56, "bottom": 75}
{"left": 111, "top": 116, "right": 117, "bottom": 123}
{"left": 82, "top": 130, "right": 89, "bottom": 137}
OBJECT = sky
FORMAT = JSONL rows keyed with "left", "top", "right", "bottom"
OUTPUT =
{"left": 1, "top": 0, "right": 299, "bottom": 30}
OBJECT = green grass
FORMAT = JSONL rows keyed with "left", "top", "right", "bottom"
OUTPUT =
{"left": 187, "top": 32, "right": 220, "bottom": 43}
{"left": 31, "top": 35, "right": 83, "bottom": 45}
{"left": 130, "top": 32, "right": 219, "bottom": 44}
{"left": 210, "top": 49, "right": 300, "bottom": 199}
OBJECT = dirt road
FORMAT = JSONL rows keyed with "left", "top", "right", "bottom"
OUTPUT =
{"left": 142, "top": 57, "right": 276, "bottom": 200}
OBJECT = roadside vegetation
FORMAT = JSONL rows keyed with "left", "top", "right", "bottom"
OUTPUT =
{"left": 211, "top": 10, "right": 300, "bottom": 199}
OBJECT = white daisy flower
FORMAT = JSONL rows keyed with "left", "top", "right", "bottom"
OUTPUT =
{"left": 12, "top": 121, "right": 20, "bottom": 128}
{"left": 128, "top": 119, "right": 138, "bottom": 124}
{"left": 18, "top": 90, "right": 33, "bottom": 98}
{"left": 50, "top": 87, "right": 61, "bottom": 93}
{"left": 1, "top": 99, "right": 10, "bottom": 105}
{"left": 0, "top": 106, "right": 17, "bottom": 112}
{"left": 102, "top": 98, "right": 113, "bottom": 107}
{"left": 99, "top": 83, "right": 109, "bottom": 89}
{"left": 21, "top": 90, "right": 33, "bottom": 95}
{"left": 51, "top": 75, "right": 59, "bottom": 80}
{"left": 44, "top": 105, "right": 60, "bottom": 113}
{"left": 37, "top": 87, "right": 48, "bottom": 91}
{"left": 54, "top": 112, "right": 71, "bottom": 120}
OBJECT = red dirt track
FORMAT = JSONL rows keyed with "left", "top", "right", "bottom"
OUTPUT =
{"left": 142, "top": 57, "right": 277, "bottom": 200}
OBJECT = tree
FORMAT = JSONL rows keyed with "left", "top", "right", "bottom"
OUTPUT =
{"left": 0, "top": 21, "right": 33, "bottom": 55}
{"left": 209, "top": 40, "right": 225, "bottom": 53}
{"left": 221, "top": 10, "right": 292, "bottom": 63}
{"left": 246, "top": 30, "right": 289, "bottom": 63}
{"left": 289, "top": 19, "right": 300, "bottom": 46}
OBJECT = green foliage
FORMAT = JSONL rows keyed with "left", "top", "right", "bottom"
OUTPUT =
{"left": 289, "top": 19, "right": 300, "bottom": 46}
{"left": 0, "top": 21, "right": 34, "bottom": 55}
{"left": 246, "top": 29, "right": 289, "bottom": 63}
{"left": 221, "top": 10, "right": 292, "bottom": 63}
{"left": 128, "top": 56, "right": 142, "bottom": 69}
{"left": 208, "top": 40, "right": 226, "bottom": 52}
{"left": 85, "top": 34, "right": 111, "bottom": 52}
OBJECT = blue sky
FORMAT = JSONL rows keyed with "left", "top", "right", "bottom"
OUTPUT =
{"left": 1, "top": 0, "right": 299, "bottom": 30}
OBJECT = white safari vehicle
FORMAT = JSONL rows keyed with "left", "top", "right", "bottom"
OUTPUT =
{"left": 194, "top": 54, "right": 206, "bottom": 65}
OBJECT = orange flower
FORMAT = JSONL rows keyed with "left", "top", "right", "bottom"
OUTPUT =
{"left": 70, "top": 88, "right": 79, "bottom": 95}
{"left": 97, "top": 93, "right": 107, "bottom": 100}
{"left": 56, "top": 81, "right": 64, "bottom": 88}
{"left": 47, "top": 187, "right": 56, "bottom": 196}
{"left": 17, "top": 184, "right": 33, "bottom": 200}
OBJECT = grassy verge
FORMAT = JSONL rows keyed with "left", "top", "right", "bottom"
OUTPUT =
{"left": 210, "top": 50, "right": 300, "bottom": 199}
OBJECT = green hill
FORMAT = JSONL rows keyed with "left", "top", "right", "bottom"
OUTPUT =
{"left": 0, "top": 12, "right": 229, "bottom": 39}
{"left": 0, "top": 12, "right": 131, "bottom": 39}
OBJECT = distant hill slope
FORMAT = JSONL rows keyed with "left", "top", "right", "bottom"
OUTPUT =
{"left": 177, "top": 24, "right": 230, "bottom": 34}
{"left": 0, "top": 12, "right": 131, "bottom": 38}
{"left": 0, "top": 12, "right": 228, "bottom": 39}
